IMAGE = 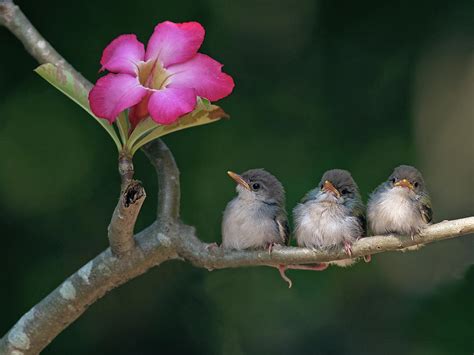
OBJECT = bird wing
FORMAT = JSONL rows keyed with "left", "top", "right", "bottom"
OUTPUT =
{"left": 419, "top": 195, "right": 433, "bottom": 224}
{"left": 352, "top": 200, "right": 367, "bottom": 237}
{"left": 275, "top": 213, "right": 290, "bottom": 246}
{"left": 357, "top": 213, "right": 367, "bottom": 237}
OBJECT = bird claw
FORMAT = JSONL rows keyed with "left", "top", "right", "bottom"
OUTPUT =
{"left": 267, "top": 243, "right": 273, "bottom": 255}
{"left": 266, "top": 242, "right": 280, "bottom": 255}
{"left": 410, "top": 228, "right": 422, "bottom": 241}
{"left": 343, "top": 242, "right": 353, "bottom": 257}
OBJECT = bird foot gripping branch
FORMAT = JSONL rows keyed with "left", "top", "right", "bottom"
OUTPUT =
{"left": 220, "top": 166, "right": 436, "bottom": 288}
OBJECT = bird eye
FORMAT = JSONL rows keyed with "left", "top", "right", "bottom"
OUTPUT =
{"left": 341, "top": 189, "right": 350, "bottom": 195}
{"left": 252, "top": 183, "right": 260, "bottom": 190}
{"left": 414, "top": 182, "right": 419, "bottom": 188}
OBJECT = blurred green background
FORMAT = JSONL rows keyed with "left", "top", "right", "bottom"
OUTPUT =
{"left": 1, "top": 0, "right": 473, "bottom": 354}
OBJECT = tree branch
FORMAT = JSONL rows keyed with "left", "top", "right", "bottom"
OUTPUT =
{"left": 118, "top": 152, "right": 135, "bottom": 189}
{"left": 176, "top": 217, "right": 474, "bottom": 269}
{"left": 142, "top": 139, "right": 181, "bottom": 223}
{"left": 107, "top": 181, "right": 146, "bottom": 256}
{"left": 0, "top": 225, "right": 179, "bottom": 355}
{"left": 1, "top": 214, "right": 472, "bottom": 354}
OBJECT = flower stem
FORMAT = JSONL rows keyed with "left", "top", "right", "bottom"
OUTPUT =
{"left": 116, "top": 111, "right": 130, "bottom": 145}
{"left": 118, "top": 149, "right": 134, "bottom": 189}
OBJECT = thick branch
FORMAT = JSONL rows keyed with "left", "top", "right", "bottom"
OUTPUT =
{"left": 142, "top": 139, "right": 180, "bottom": 223}
{"left": 0, "top": 225, "right": 178, "bottom": 355}
{"left": 107, "top": 181, "right": 146, "bottom": 256}
{"left": 0, "top": 0, "right": 91, "bottom": 90}
{"left": 176, "top": 217, "right": 474, "bottom": 269}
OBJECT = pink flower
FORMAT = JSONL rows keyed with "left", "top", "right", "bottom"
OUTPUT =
{"left": 89, "top": 21, "right": 234, "bottom": 126}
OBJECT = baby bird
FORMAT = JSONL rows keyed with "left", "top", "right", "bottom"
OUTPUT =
{"left": 293, "top": 169, "right": 366, "bottom": 267}
{"left": 367, "top": 165, "right": 432, "bottom": 238}
{"left": 222, "top": 169, "right": 289, "bottom": 250}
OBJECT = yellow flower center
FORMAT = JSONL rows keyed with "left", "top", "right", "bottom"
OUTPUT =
{"left": 137, "top": 59, "right": 171, "bottom": 90}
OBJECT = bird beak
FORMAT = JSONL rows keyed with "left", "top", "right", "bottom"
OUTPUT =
{"left": 227, "top": 171, "right": 251, "bottom": 190}
{"left": 322, "top": 180, "right": 341, "bottom": 198}
{"left": 394, "top": 178, "right": 414, "bottom": 190}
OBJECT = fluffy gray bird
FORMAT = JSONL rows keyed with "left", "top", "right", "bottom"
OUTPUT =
{"left": 222, "top": 169, "right": 289, "bottom": 250}
{"left": 367, "top": 165, "right": 432, "bottom": 238}
{"left": 293, "top": 169, "right": 366, "bottom": 267}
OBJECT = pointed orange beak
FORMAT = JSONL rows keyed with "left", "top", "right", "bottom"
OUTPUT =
{"left": 227, "top": 171, "right": 251, "bottom": 190}
{"left": 322, "top": 180, "right": 341, "bottom": 198}
{"left": 394, "top": 178, "right": 414, "bottom": 190}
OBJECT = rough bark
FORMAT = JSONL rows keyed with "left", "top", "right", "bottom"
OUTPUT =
{"left": 0, "top": 225, "right": 178, "bottom": 355}
{"left": 142, "top": 140, "right": 181, "bottom": 223}
{"left": 107, "top": 181, "right": 146, "bottom": 256}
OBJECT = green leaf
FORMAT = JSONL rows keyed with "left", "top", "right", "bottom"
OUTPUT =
{"left": 126, "top": 116, "right": 157, "bottom": 150}
{"left": 199, "top": 97, "right": 212, "bottom": 110}
{"left": 34, "top": 63, "right": 122, "bottom": 151}
{"left": 130, "top": 99, "right": 229, "bottom": 155}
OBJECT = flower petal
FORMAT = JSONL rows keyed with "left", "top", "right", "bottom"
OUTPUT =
{"left": 167, "top": 54, "right": 234, "bottom": 101}
{"left": 145, "top": 21, "right": 205, "bottom": 67}
{"left": 148, "top": 87, "right": 197, "bottom": 125}
{"left": 100, "top": 34, "right": 145, "bottom": 75}
{"left": 89, "top": 73, "right": 148, "bottom": 123}
{"left": 129, "top": 92, "right": 152, "bottom": 128}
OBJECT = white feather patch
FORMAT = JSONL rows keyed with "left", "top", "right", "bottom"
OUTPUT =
{"left": 222, "top": 197, "right": 280, "bottom": 250}
{"left": 293, "top": 200, "right": 361, "bottom": 249}
{"left": 368, "top": 186, "right": 426, "bottom": 235}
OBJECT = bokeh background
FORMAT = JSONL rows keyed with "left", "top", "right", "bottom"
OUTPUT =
{"left": 1, "top": 0, "right": 473, "bottom": 354}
